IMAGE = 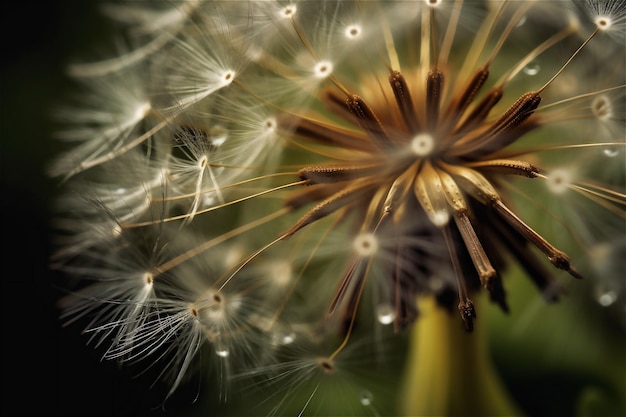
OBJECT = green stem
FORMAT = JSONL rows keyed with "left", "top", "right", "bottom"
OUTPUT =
{"left": 400, "top": 296, "right": 523, "bottom": 416}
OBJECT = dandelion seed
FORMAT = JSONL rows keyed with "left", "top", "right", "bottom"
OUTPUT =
{"left": 313, "top": 60, "right": 333, "bottom": 78}
{"left": 546, "top": 168, "right": 573, "bottom": 195}
{"left": 353, "top": 233, "right": 379, "bottom": 257}
{"left": 344, "top": 25, "right": 362, "bottom": 40}
{"left": 410, "top": 133, "right": 436, "bottom": 156}
{"left": 279, "top": 5, "right": 297, "bottom": 19}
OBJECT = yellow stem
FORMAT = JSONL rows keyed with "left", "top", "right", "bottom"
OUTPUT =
{"left": 400, "top": 295, "right": 523, "bottom": 416}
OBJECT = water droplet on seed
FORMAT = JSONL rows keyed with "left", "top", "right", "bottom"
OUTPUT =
{"left": 281, "top": 332, "right": 296, "bottom": 345}
{"left": 603, "top": 148, "right": 619, "bottom": 157}
{"left": 376, "top": 303, "right": 396, "bottom": 325}
{"left": 523, "top": 62, "right": 540, "bottom": 76}
{"left": 596, "top": 289, "right": 618, "bottom": 307}
{"left": 215, "top": 348, "right": 229, "bottom": 358}
{"left": 359, "top": 390, "right": 374, "bottom": 406}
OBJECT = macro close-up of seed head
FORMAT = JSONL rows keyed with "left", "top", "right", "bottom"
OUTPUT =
{"left": 25, "top": 0, "right": 626, "bottom": 416}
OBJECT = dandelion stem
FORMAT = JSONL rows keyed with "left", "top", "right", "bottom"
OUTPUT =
{"left": 400, "top": 296, "right": 523, "bottom": 416}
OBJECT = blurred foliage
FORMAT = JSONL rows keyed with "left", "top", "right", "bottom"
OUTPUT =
{"left": 487, "top": 264, "right": 626, "bottom": 417}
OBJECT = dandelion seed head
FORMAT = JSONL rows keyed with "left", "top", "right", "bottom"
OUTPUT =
{"left": 595, "top": 15, "right": 612, "bottom": 29}
{"left": 546, "top": 169, "right": 573, "bottom": 194}
{"left": 142, "top": 271, "right": 154, "bottom": 286}
{"left": 219, "top": 69, "right": 235, "bottom": 86}
{"left": 576, "top": 0, "right": 626, "bottom": 40}
{"left": 410, "top": 133, "right": 436, "bottom": 157}
{"left": 424, "top": 0, "right": 442, "bottom": 8}
{"left": 262, "top": 117, "right": 277, "bottom": 132}
{"left": 50, "top": 0, "right": 626, "bottom": 410}
{"left": 313, "top": 60, "right": 334, "bottom": 78}
{"left": 279, "top": 5, "right": 297, "bottom": 19}
{"left": 603, "top": 147, "right": 619, "bottom": 157}
{"left": 197, "top": 155, "right": 208, "bottom": 169}
{"left": 353, "top": 233, "right": 379, "bottom": 257}
{"left": 193, "top": 290, "right": 242, "bottom": 328}
{"left": 315, "top": 357, "right": 336, "bottom": 375}
{"left": 344, "top": 24, "right": 362, "bottom": 39}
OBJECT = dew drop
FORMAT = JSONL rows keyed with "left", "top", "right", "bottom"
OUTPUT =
{"left": 359, "top": 390, "right": 374, "bottom": 406}
{"left": 431, "top": 210, "right": 450, "bottom": 227}
{"left": 376, "top": 303, "right": 396, "bottom": 325}
{"left": 424, "top": 0, "right": 442, "bottom": 7}
{"left": 523, "top": 62, "right": 540, "bottom": 76}
{"left": 271, "top": 329, "right": 297, "bottom": 346}
{"left": 281, "top": 332, "right": 296, "bottom": 345}
{"left": 215, "top": 348, "right": 230, "bottom": 358}
{"left": 203, "top": 195, "right": 216, "bottom": 207}
{"left": 603, "top": 148, "right": 619, "bottom": 158}
{"left": 596, "top": 288, "right": 618, "bottom": 307}
{"left": 516, "top": 15, "right": 527, "bottom": 27}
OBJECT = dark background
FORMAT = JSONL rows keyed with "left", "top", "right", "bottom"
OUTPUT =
{"left": 0, "top": 2, "right": 195, "bottom": 416}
